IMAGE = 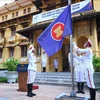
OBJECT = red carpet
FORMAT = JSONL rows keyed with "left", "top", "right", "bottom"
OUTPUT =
{"left": 33, "top": 85, "right": 39, "bottom": 90}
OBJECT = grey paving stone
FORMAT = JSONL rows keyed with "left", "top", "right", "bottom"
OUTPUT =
{"left": 0, "top": 97, "right": 11, "bottom": 100}
{"left": 59, "top": 96, "right": 89, "bottom": 100}
{"left": 55, "top": 93, "right": 89, "bottom": 100}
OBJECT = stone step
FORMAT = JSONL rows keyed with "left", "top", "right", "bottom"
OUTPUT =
{"left": 34, "top": 72, "right": 76, "bottom": 85}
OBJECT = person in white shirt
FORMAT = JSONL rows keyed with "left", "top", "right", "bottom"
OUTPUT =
{"left": 73, "top": 39, "right": 96, "bottom": 100}
{"left": 41, "top": 51, "right": 47, "bottom": 72}
{"left": 27, "top": 45, "right": 37, "bottom": 97}
{"left": 54, "top": 57, "right": 58, "bottom": 72}
{"left": 74, "top": 51, "right": 85, "bottom": 94}
{"left": 68, "top": 52, "right": 85, "bottom": 94}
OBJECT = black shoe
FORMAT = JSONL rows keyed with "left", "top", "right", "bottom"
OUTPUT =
{"left": 31, "top": 92, "right": 36, "bottom": 96}
{"left": 27, "top": 93, "right": 33, "bottom": 97}
{"left": 76, "top": 90, "right": 80, "bottom": 93}
{"left": 80, "top": 90, "right": 85, "bottom": 94}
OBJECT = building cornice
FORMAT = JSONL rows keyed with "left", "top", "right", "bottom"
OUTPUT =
{"left": 0, "top": 0, "right": 35, "bottom": 15}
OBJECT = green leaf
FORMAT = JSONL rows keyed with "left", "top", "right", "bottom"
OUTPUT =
{"left": 2, "top": 58, "right": 19, "bottom": 71}
{"left": 92, "top": 54, "right": 100, "bottom": 72}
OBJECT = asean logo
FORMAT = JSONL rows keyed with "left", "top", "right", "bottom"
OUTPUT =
{"left": 51, "top": 22, "right": 64, "bottom": 41}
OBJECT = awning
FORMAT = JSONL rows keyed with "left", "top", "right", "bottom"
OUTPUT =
{"left": 72, "top": 11, "right": 100, "bottom": 21}
{"left": 16, "top": 20, "right": 53, "bottom": 37}
{"left": 19, "top": 42, "right": 29, "bottom": 46}
{"left": 16, "top": 11, "right": 100, "bottom": 38}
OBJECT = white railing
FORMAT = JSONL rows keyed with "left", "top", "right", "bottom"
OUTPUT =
{"left": 0, "top": 37, "right": 4, "bottom": 43}
{"left": 8, "top": 36, "right": 15, "bottom": 41}
{"left": 20, "top": 57, "right": 27, "bottom": 61}
{"left": 0, "top": 58, "right": 2, "bottom": 62}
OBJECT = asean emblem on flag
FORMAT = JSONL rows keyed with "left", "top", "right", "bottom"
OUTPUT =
{"left": 51, "top": 22, "right": 64, "bottom": 41}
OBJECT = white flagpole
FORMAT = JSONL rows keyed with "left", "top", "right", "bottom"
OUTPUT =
{"left": 55, "top": 1, "right": 76, "bottom": 99}
{"left": 68, "top": 0, "right": 76, "bottom": 97}
{"left": 70, "top": 35, "right": 76, "bottom": 97}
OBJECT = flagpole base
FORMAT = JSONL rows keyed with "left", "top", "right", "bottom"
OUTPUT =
{"left": 55, "top": 92, "right": 90, "bottom": 100}
{"left": 70, "top": 90, "right": 76, "bottom": 97}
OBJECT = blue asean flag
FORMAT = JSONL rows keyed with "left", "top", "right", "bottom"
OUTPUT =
{"left": 37, "top": 5, "right": 72, "bottom": 56}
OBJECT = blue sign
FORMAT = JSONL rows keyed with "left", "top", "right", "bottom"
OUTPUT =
{"left": 33, "top": 0, "right": 93, "bottom": 24}
{"left": 16, "top": 64, "right": 28, "bottom": 72}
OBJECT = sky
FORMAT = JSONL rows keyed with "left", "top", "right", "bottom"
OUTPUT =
{"left": 0, "top": 0, "right": 15, "bottom": 7}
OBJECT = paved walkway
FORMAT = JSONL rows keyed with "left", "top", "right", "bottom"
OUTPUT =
{"left": 0, "top": 83, "right": 100, "bottom": 100}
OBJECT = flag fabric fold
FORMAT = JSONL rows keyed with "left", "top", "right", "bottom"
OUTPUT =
{"left": 37, "top": 5, "right": 72, "bottom": 57}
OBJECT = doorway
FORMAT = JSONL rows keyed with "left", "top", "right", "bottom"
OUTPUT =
{"left": 62, "top": 44, "right": 70, "bottom": 72}
{"left": 77, "top": 36, "right": 88, "bottom": 48}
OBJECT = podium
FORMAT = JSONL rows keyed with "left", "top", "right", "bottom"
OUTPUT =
{"left": 17, "top": 64, "right": 28, "bottom": 92}
{"left": 17, "top": 64, "right": 39, "bottom": 92}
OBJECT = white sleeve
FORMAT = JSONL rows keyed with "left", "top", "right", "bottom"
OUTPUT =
{"left": 27, "top": 49, "right": 33, "bottom": 54}
{"left": 41, "top": 55, "right": 43, "bottom": 62}
{"left": 73, "top": 53, "right": 83, "bottom": 61}
{"left": 57, "top": 60, "right": 58, "bottom": 65}
{"left": 77, "top": 48, "right": 89, "bottom": 54}
{"left": 73, "top": 42, "right": 89, "bottom": 54}
{"left": 54, "top": 59, "right": 55, "bottom": 64}
{"left": 73, "top": 42, "right": 78, "bottom": 50}
{"left": 35, "top": 56, "right": 37, "bottom": 62}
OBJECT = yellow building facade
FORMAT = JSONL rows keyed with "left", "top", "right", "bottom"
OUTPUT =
{"left": 0, "top": 0, "right": 100, "bottom": 72}
{"left": 0, "top": 0, "right": 37, "bottom": 66}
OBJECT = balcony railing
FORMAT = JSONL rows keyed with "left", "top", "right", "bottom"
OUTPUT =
{"left": 20, "top": 57, "right": 28, "bottom": 62}
{"left": 0, "top": 58, "right": 2, "bottom": 63}
{"left": 0, "top": 37, "right": 4, "bottom": 44}
{"left": 8, "top": 36, "right": 16, "bottom": 42}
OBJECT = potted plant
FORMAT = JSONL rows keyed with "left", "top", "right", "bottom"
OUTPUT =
{"left": 3, "top": 58, "right": 19, "bottom": 83}
{"left": 92, "top": 54, "right": 100, "bottom": 90}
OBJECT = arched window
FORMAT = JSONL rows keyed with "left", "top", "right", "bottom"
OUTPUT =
{"left": 21, "top": 46, "right": 27, "bottom": 57}
{"left": 11, "top": 27, "right": 16, "bottom": 36}
{"left": 0, "top": 49, "right": 3, "bottom": 58}
{"left": 9, "top": 48, "right": 14, "bottom": 58}
{"left": 1, "top": 30, "right": 5, "bottom": 38}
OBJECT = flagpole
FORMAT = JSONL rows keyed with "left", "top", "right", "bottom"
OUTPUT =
{"left": 55, "top": 1, "right": 76, "bottom": 99}
{"left": 68, "top": 0, "right": 76, "bottom": 97}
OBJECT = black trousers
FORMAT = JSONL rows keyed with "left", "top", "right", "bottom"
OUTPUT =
{"left": 89, "top": 88, "right": 96, "bottom": 100}
{"left": 43, "top": 67, "right": 46, "bottom": 72}
{"left": 27, "top": 83, "right": 33, "bottom": 94}
{"left": 55, "top": 69, "right": 58, "bottom": 72}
